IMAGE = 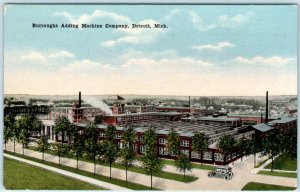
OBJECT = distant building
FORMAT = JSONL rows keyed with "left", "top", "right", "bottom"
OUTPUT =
{"left": 284, "top": 105, "right": 297, "bottom": 115}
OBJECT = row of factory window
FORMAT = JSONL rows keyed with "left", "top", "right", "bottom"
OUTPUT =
{"left": 154, "top": 147, "right": 227, "bottom": 162}
{"left": 139, "top": 137, "right": 190, "bottom": 147}
{"left": 51, "top": 112, "right": 101, "bottom": 119}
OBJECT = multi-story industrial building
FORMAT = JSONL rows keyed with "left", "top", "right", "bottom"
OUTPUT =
{"left": 39, "top": 91, "right": 297, "bottom": 165}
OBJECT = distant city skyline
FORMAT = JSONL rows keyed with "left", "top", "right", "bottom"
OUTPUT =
{"left": 4, "top": 5, "right": 297, "bottom": 96}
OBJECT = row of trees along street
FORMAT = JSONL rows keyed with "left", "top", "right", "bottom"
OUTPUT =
{"left": 4, "top": 113, "right": 297, "bottom": 188}
{"left": 216, "top": 128, "right": 297, "bottom": 172}
{"left": 4, "top": 113, "right": 41, "bottom": 155}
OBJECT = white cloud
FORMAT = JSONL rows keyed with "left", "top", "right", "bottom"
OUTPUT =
{"left": 162, "top": 8, "right": 181, "bottom": 21}
{"left": 54, "top": 10, "right": 131, "bottom": 26}
{"left": 48, "top": 50, "right": 74, "bottom": 58}
{"left": 234, "top": 55, "right": 295, "bottom": 67}
{"left": 189, "top": 11, "right": 254, "bottom": 31}
{"left": 218, "top": 12, "right": 254, "bottom": 28}
{"left": 21, "top": 51, "right": 47, "bottom": 63}
{"left": 60, "top": 59, "right": 114, "bottom": 73}
{"left": 121, "top": 57, "right": 215, "bottom": 68}
{"left": 20, "top": 50, "right": 75, "bottom": 64}
{"left": 192, "top": 41, "right": 235, "bottom": 51}
{"left": 189, "top": 11, "right": 216, "bottom": 31}
{"left": 101, "top": 19, "right": 165, "bottom": 47}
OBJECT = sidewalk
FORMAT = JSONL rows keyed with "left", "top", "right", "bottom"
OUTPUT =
{"left": 4, "top": 141, "right": 297, "bottom": 190}
{"left": 250, "top": 155, "right": 297, "bottom": 174}
{"left": 4, "top": 153, "right": 131, "bottom": 190}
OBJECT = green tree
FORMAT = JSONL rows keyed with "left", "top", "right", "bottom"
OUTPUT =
{"left": 103, "top": 124, "right": 118, "bottom": 179}
{"left": 281, "top": 128, "right": 297, "bottom": 159}
{"left": 261, "top": 129, "right": 283, "bottom": 172}
{"left": 94, "top": 115, "right": 103, "bottom": 124}
{"left": 119, "top": 126, "right": 137, "bottom": 183}
{"left": 54, "top": 116, "right": 76, "bottom": 145}
{"left": 51, "top": 143, "right": 68, "bottom": 165}
{"left": 166, "top": 128, "right": 180, "bottom": 156}
{"left": 4, "top": 114, "right": 16, "bottom": 152}
{"left": 218, "top": 135, "right": 236, "bottom": 163}
{"left": 103, "top": 140, "right": 118, "bottom": 179}
{"left": 248, "top": 136, "right": 262, "bottom": 167}
{"left": 54, "top": 116, "right": 75, "bottom": 165}
{"left": 235, "top": 137, "right": 250, "bottom": 162}
{"left": 192, "top": 132, "right": 209, "bottom": 164}
{"left": 72, "top": 128, "right": 85, "bottom": 169}
{"left": 37, "top": 134, "right": 49, "bottom": 162}
{"left": 106, "top": 125, "right": 117, "bottom": 140}
{"left": 174, "top": 154, "right": 192, "bottom": 181}
{"left": 141, "top": 128, "right": 164, "bottom": 189}
{"left": 16, "top": 114, "right": 41, "bottom": 155}
{"left": 83, "top": 122, "right": 99, "bottom": 174}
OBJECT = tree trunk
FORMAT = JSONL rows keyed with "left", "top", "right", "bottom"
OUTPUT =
{"left": 93, "top": 156, "right": 96, "bottom": 175}
{"left": 13, "top": 140, "right": 15, "bottom": 153}
{"left": 254, "top": 153, "right": 256, "bottom": 167}
{"left": 184, "top": 170, "right": 186, "bottom": 181}
{"left": 271, "top": 154, "right": 274, "bottom": 172}
{"left": 42, "top": 148, "right": 44, "bottom": 162}
{"left": 110, "top": 161, "right": 112, "bottom": 179}
{"left": 200, "top": 150, "right": 203, "bottom": 165}
{"left": 58, "top": 154, "right": 61, "bottom": 166}
{"left": 76, "top": 153, "right": 79, "bottom": 169}
{"left": 4, "top": 141, "right": 6, "bottom": 152}
{"left": 22, "top": 143, "right": 24, "bottom": 155}
{"left": 126, "top": 162, "right": 128, "bottom": 183}
{"left": 151, "top": 173, "right": 153, "bottom": 190}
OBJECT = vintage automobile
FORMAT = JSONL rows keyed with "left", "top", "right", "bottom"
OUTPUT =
{"left": 207, "top": 166, "right": 233, "bottom": 180}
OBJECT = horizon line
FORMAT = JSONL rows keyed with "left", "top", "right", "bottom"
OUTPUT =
{"left": 4, "top": 93, "right": 298, "bottom": 97}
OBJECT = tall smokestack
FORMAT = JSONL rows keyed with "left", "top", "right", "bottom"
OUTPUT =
{"left": 79, "top": 91, "right": 81, "bottom": 108}
{"left": 265, "top": 91, "right": 268, "bottom": 123}
{"left": 189, "top": 96, "right": 191, "bottom": 107}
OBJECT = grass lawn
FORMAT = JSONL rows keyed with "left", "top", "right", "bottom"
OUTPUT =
{"left": 255, "top": 158, "right": 269, "bottom": 168}
{"left": 258, "top": 170, "right": 297, "bottom": 178}
{"left": 4, "top": 157, "right": 105, "bottom": 190}
{"left": 5, "top": 151, "right": 158, "bottom": 190}
{"left": 27, "top": 146, "right": 198, "bottom": 183}
{"left": 264, "top": 156, "right": 297, "bottom": 171}
{"left": 162, "top": 158, "right": 214, "bottom": 171}
{"left": 241, "top": 182, "right": 296, "bottom": 190}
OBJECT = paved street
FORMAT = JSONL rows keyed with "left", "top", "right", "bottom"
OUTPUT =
{"left": 4, "top": 141, "right": 297, "bottom": 190}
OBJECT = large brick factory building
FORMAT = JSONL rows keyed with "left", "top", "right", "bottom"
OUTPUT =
{"left": 40, "top": 92, "right": 296, "bottom": 165}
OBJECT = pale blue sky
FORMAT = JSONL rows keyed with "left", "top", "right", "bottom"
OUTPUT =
{"left": 4, "top": 4, "right": 298, "bottom": 96}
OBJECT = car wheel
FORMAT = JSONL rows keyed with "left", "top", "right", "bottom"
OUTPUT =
{"left": 225, "top": 175, "right": 230, "bottom": 180}
{"left": 228, "top": 172, "right": 233, "bottom": 177}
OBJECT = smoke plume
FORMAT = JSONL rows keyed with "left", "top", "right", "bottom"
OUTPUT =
{"left": 83, "top": 96, "right": 112, "bottom": 115}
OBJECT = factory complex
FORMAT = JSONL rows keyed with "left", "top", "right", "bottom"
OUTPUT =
{"left": 34, "top": 92, "right": 297, "bottom": 165}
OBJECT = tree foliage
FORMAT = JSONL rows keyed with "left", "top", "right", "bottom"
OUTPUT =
{"left": 218, "top": 135, "right": 236, "bottom": 156}
{"left": 83, "top": 122, "right": 99, "bottom": 160}
{"left": 103, "top": 125, "right": 118, "bottom": 179}
{"left": 174, "top": 154, "right": 192, "bottom": 180}
{"left": 192, "top": 132, "right": 209, "bottom": 159}
{"left": 166, "top": 128, "right": 180, "bottom": 156}
{"left": 106, "top": 125, "right": 117, "bottom": 141}
{"left": 54, "top": 116, "right": 75, "bottom": 144}
{"left": 119, "top": 126, "right": 137, "bottom": 182}
{"left": 261, "top": 128, "right": 284, "bottom": 171}
{"left": 4, "top": 114, "right": 16, "bottom": 144}
{"left": 141, "top": 128, "right": 164, "bottom": 189}
{"left": 37, "top": 134, "right": 49, "bottom": 161}
{"left": 16, "top": 114, "right": 41, "bottom": 149}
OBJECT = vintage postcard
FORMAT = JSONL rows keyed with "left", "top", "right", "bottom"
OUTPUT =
{"left": 3, "top": 4, "right": 298, "bottom": 190}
